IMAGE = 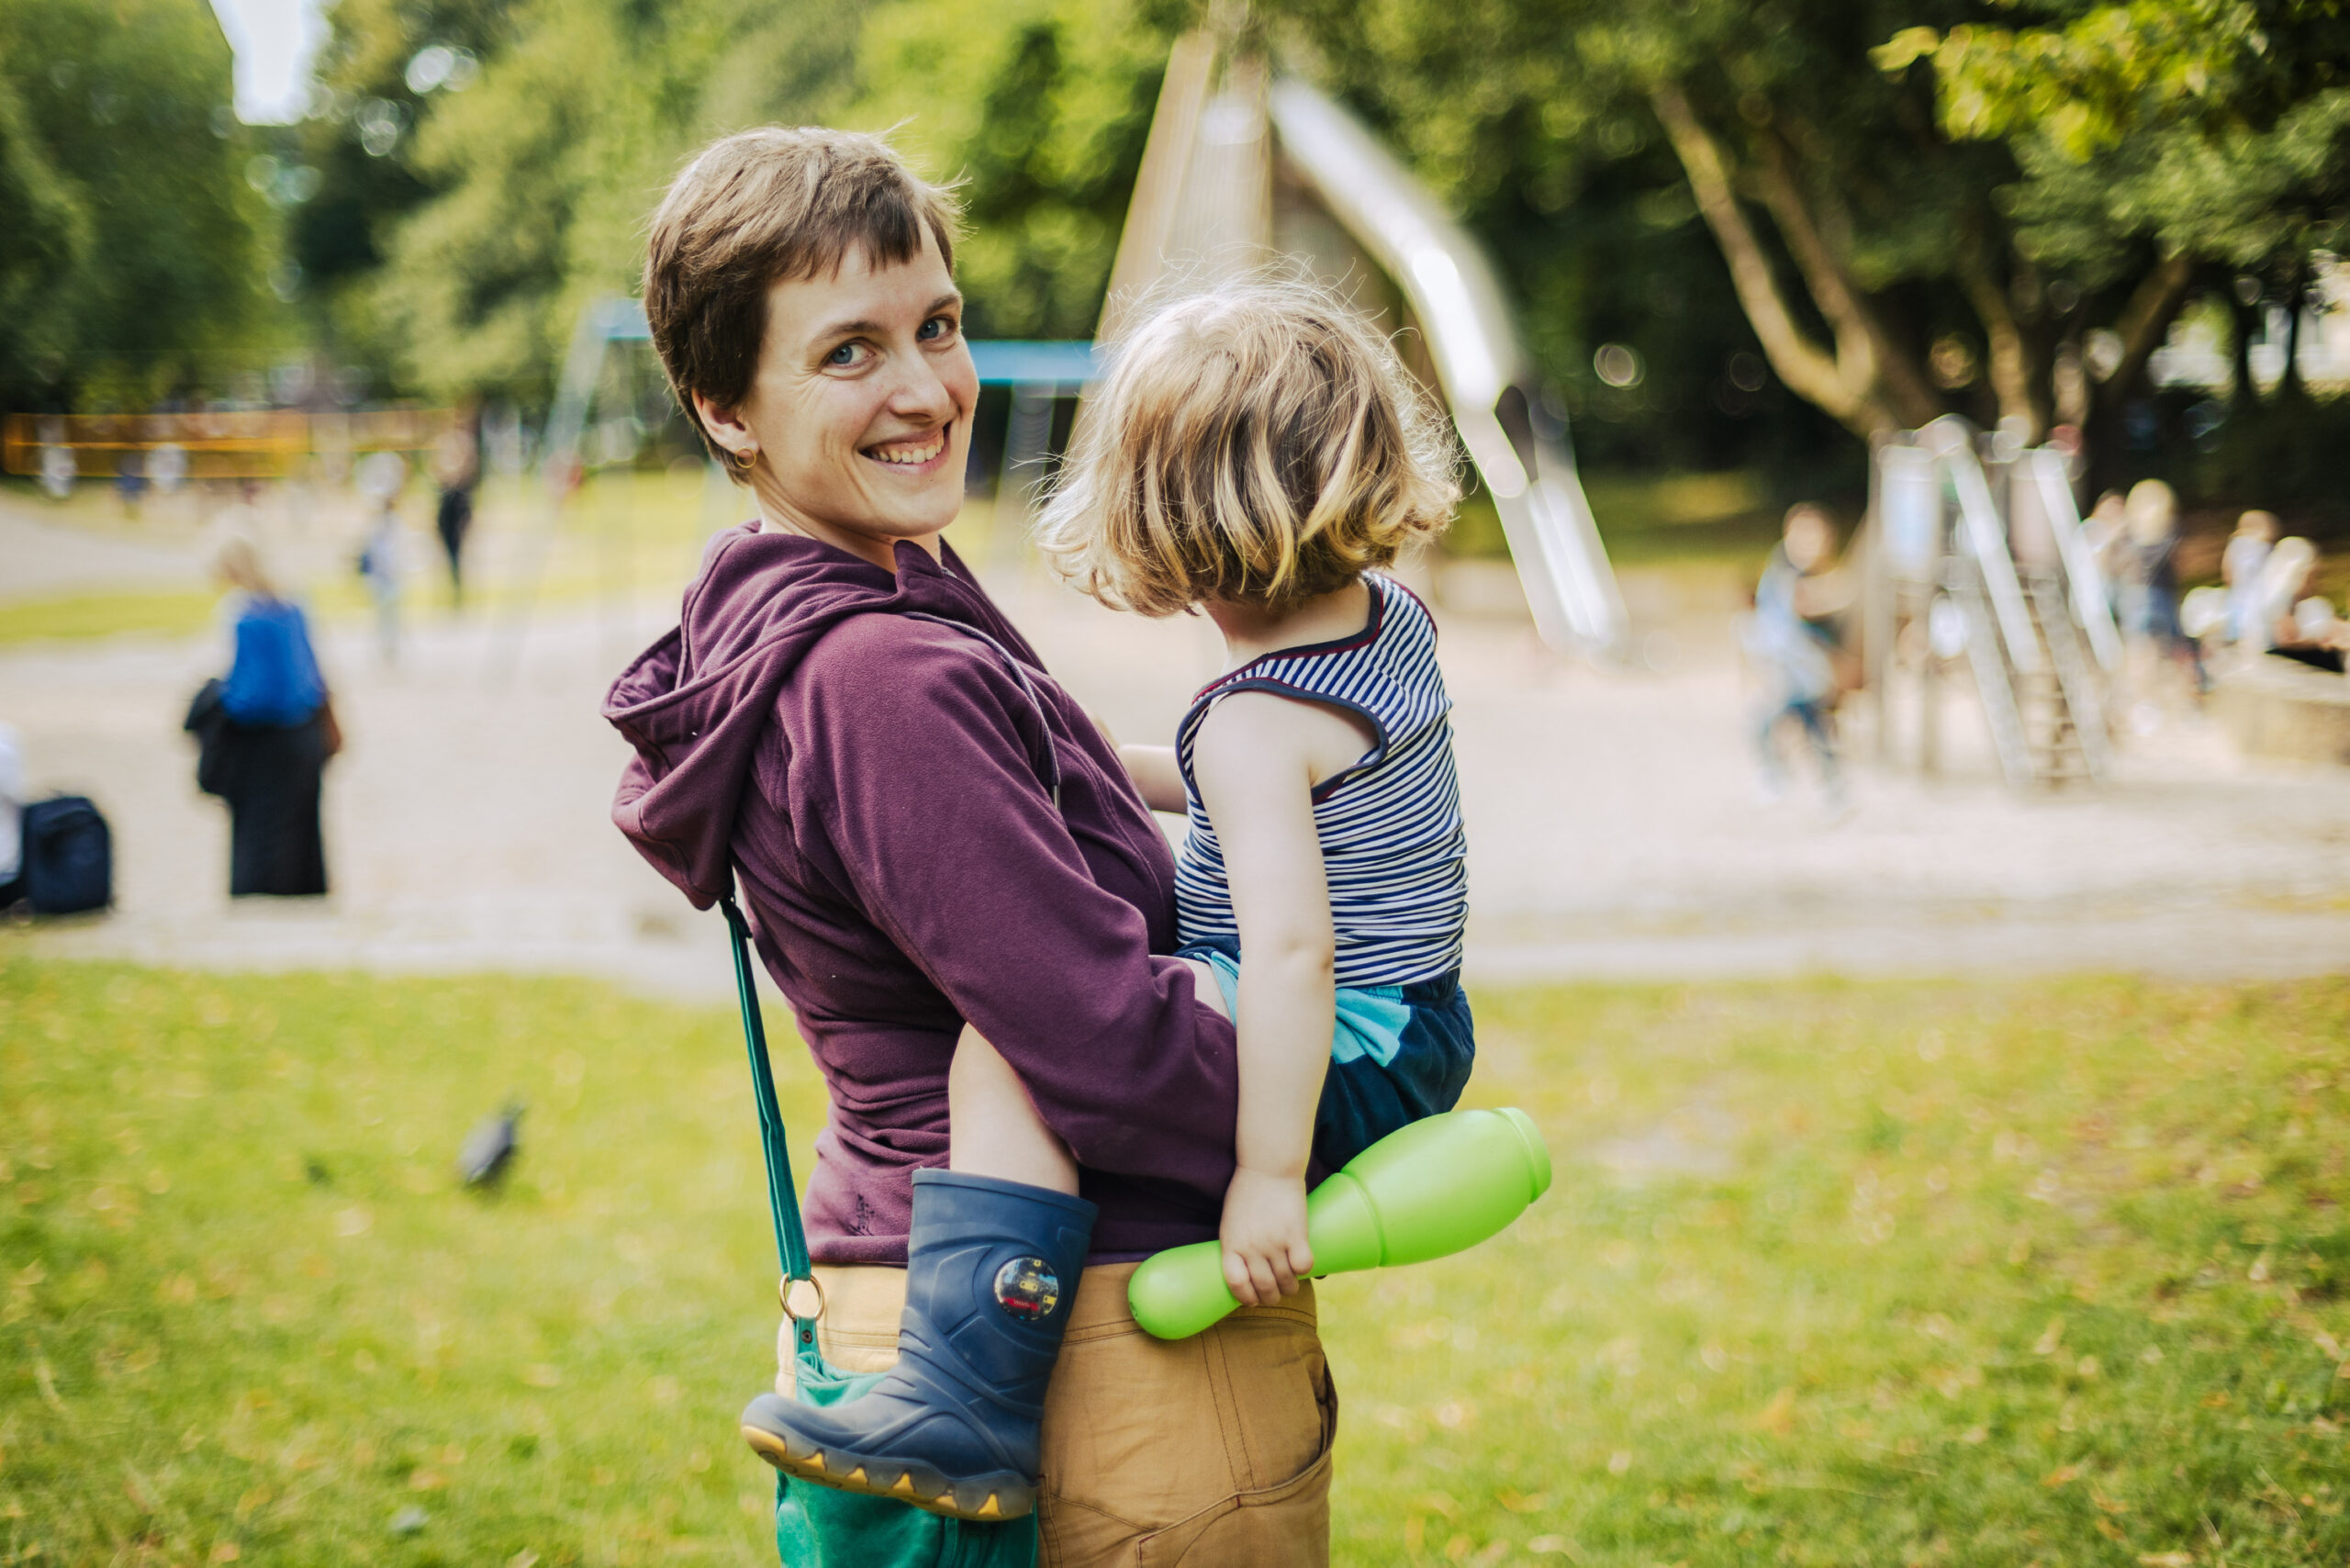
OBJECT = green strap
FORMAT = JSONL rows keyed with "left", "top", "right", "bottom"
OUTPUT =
{"left": 720, "top": 620, "right": 1061, "bottom": 1385}
{"left": 722, "top": 893, "right": 815, "bottom": 1290}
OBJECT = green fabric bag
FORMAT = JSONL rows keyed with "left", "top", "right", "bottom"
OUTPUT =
{"left": 722, "top": 895, "right": 1038, "bottom": 1568}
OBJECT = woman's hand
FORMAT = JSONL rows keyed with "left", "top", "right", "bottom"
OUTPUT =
{"left": 1220, "top": 1166, "right": 1314, "bottom": 1305}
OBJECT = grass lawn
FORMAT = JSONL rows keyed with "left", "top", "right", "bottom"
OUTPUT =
{"left": 3, "top": 959, "right": 2345, "bottom": 1567}
{"left": 0, "top": 592, "right": 227, "bottom": 645}
{"left": 0, "top": 475, "right": 1015, "bottom": 649}
{"left": 1447, "top": 472, "right": 1787, "bottom": 573}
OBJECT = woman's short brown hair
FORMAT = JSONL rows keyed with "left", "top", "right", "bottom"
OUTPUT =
{"left": 643, "top": 127, "right": 959, "bottom": 472}
{"left": 1036, "top": 279, "right": 1459, "bottom": 614}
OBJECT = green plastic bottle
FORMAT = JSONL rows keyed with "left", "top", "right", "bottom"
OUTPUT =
{"left": 1127, "top": 1106, "right": 1553, "bottom": 1340}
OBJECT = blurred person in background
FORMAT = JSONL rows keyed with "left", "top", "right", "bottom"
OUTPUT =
{"left": 2114, "top": 479, "right": 2205, "bottom": 728}
{"left": 187, "top": 539, "right": 336, "bottom": 897}
{"left": 2274, "top": 597, "right": 2350, "bottom": 673}
{"left": 2252, "top": 535, "right": 2317, "bottom": 653}
{"left": 114, "top": 449, "right": 147, "bottom": 517}
{"left": 432, "top": 409, "right": 480, "bottom": 607}
{"left": 149, "top": 442, "right": 189, "bottom": 498}
{"left": 356, "top": 451, "right": 408, "bottom": 665}
{"left": 0, "top": 722, "right": 23, "bottom": 907}
{"left": 1744, "top": 503, "right": 1849, "bottom": 816}
{"left": 39, "top": 443, "right": 75, "bottom": 500}
{"left": 2223, "top": 510, "right": 2278, "bottom": 646}
{"left": 2084, "top": 489, "right": 2128, "bottom": 622}
{"left": 2253, "top": 538, "right": 2348, "bottom": 673}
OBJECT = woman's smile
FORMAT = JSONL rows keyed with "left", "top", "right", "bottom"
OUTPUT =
{"left": 865, "top": 426, "right": 952, "bottom": 471}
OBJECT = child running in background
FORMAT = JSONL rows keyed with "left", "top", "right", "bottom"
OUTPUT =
{"left": 741, "top": 279, "right": 1476, "bottom": 1518}
{"left": 1745, "top": 503, "right": 1848, "bottom": 815}
{"left": 355, "top": 451, "right": 408, "bottom": 667}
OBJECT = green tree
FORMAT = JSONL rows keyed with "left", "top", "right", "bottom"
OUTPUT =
{"left": 338, "top": 0, "right": 867, "bottom": 404}
{"left": 0, "top": 0, "right": 275, "bottom": 410}
{"left": 0, "top": 72, "right": 93, "bottom": 403}
{"left": 1262, "top": 0, "right": 2349, "bottom": 478}
{"left": 1265, "top": 0, "right": 2065, "bottom": 443}
{"left": 855, "top": 0, "right": 1171, "bottom": 339}
{"left": 1881, "top": 1, "right": 2350, "bottom": 407}
{"left": 285, "top": 0, "right": 517, "bottom": 394}
{"left": 302, "top": 0, "right": 1170, "bottom": 404}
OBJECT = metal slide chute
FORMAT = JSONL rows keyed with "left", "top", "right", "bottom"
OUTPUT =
{"left": 1266, "top": 80, "right": 1628, "bottom": 660}
{"left": 1097, "top": 37, "right": 1628, "bottom": 661}
{"left": 521, "top": 47, "right": 1630, "bottom": 664}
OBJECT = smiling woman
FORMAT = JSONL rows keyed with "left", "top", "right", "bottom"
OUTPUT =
{"left": 610, "top": 127, "right": 1335, "bottom": 1567}
{"left": 643, "top": 129, "right": 977, "bottom": 567}
{"left": 694, "top": 254, "right": 974, "bottom": 564}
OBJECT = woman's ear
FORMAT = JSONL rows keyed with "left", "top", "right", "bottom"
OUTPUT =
{"left": 694, "top": 392, "right": 755, "bottom": 463}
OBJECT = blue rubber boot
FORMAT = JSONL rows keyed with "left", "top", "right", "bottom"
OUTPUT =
{"left": 742, "top": 1170, "right": 1096, "bottom": 1521}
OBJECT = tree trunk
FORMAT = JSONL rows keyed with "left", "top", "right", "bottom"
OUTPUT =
{"left": 2080, "top": 254, "right": 2195, "bottom": 493}
{"left": 1954, "top": 240, "right": 2050, "bottom": 441}
{"left": 2279, "top": 256, "right": 2308, "bottom": 401}
{"left": 2227, "top": 285, "right": 2261, "bottom": 409}
{"left": 2100, "top": 254, "right": 2195, "bottom": 409}
{"left": 1751, "top": 130, "right": 1942, "bottom": 429}
{"left": 1649, "top": 80, "right": 1902, "bottom": 438}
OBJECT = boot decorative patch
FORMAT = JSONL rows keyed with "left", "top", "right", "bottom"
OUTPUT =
{"left": 992, "top": 1257, "right": 1060, "bottom": 1322}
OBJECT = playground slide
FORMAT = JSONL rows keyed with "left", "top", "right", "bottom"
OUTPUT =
{"left": 533, "top": 77, "right": 1632, "bottom": 665}
{"left": 1268, "top": 79, "right": 1630, "bottom": 661}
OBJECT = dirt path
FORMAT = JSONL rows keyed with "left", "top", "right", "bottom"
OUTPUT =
{"left": 6, "top": 508, "right": 2346, "bottom": 996}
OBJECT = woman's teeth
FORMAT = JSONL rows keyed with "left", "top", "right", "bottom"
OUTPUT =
{"left": 867, "top": 431, "right": 946, "bottom": 466}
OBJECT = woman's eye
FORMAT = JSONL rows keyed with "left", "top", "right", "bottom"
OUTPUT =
{"left": 918, "top": 316, "right": 957, "bottom": 342}
{"left": 826, "top": 342, "right": 869, "bottom": 367}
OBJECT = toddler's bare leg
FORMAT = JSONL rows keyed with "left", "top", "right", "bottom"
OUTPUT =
{"left": 949, "top": 1024, "right": 1080, "bottom": 1193}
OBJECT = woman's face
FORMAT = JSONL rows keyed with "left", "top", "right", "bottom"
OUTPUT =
{"left": 696, "top": 229, "right": 977, "bottom": 568}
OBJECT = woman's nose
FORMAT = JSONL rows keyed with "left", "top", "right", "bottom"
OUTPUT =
{"left": 887, "top": 348, "right": 967, "bottom": 423}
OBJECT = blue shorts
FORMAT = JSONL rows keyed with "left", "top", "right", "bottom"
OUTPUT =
{"left": 1182, "top": 938, "right": 1477, "bottom": 1173}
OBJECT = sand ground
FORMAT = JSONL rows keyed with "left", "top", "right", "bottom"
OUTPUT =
{"left": 4, "top": 487, "right": 2345, "bottom": 998}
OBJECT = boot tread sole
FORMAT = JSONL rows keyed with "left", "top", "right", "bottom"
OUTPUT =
{"left": 741, "top": 1424, "right": 1034, "bottom": 1522}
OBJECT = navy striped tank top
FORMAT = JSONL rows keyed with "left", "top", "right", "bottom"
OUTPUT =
{"left": 1174, "top": 574, "right": 1468, "bottom": 986}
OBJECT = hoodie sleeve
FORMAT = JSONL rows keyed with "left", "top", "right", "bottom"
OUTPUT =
{"left": 789, "top": 615, "right": 1239, "bottom": 1200}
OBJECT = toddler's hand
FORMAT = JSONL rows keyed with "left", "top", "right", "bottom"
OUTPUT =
{"left": 1219, "top": 1167, "right": 1313, "bottom": 1306}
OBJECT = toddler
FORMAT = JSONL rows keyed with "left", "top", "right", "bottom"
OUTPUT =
{"left": 741, "top": 280, "right": 1474, "bottom": 1518}
{"left": 2222, "top": 510, "right": 2278, "bottom": 647}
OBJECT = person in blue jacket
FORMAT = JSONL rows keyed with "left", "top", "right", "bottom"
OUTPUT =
{"left": 197, "top": 539, "right": 336, "bottom": 896}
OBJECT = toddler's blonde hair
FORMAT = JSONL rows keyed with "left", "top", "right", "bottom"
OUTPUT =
{"left": 1036, "top": 279, "right": 1459, "bottom": 615}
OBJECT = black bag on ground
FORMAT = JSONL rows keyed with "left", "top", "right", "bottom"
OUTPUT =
{"left": 21, "top": 796, "right": 111, "bottom": 915}
{"left": 185, "top": 678, "right": 239, "bottom": 798}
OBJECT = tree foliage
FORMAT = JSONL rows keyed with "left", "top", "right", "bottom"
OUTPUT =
{"left": 297, "top": 0, "right": 1169, "bottom": 405}
{"left": 1267, "top": 0, "right": 2140, "bottom": 446}
{"left": 288, "top": 0, "right": 2349, "bottom": 496}
{"left": 856, "top": 0, "right": 1169, "bottom": 339}
{"left": 0, "top": 0, "right": 274, "bottom": 410}
{"left": 1884, "top": 1, "right": 2350, "bottom": 409}
{"left": 285, "top": 0, "right": 516, "bottom": 382}
{"left": 1877, "top": 0, "right": 2350, "bottom": 158}
{"left": 1266, "top": 0, "right": 2346, "bottom": 480}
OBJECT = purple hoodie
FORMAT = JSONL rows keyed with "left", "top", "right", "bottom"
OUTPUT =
{"left": 604, "top": 524, "right": 1240, "bottom": 1264}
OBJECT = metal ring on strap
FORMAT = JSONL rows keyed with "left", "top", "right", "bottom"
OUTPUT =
{"left": 779, "top": 1273, "right": 826, "bottom": 1325}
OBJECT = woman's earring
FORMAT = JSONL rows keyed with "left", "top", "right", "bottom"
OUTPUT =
{"left": 730, "top": 445, "right": 758, "bottom": 472}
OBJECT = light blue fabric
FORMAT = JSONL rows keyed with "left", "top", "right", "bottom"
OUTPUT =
{"left": 221, "top": 596, "right": 326, "bottom": 727}
{"left": 1195, "top": 948, "right": 1412, "bottom": 1068}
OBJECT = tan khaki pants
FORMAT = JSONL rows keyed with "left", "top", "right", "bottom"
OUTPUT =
{"left": 778, "top": 1261, "right": 1336, "bottom": 1566}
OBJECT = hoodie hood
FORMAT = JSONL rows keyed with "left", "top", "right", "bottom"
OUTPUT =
{"left": 602, "top": 524, "right": 1017, "bottom": 908}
